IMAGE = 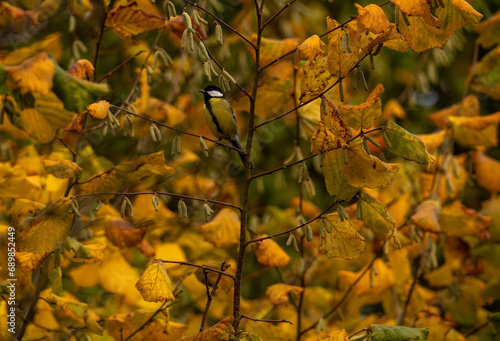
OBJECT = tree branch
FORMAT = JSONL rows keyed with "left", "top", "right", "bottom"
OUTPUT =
{"left": 241, "top": 315, "right": 292, "bottom": 325}
{"left": 261, "top": 0, "right": 297, "bottom": 30}
{"left": 200, "top": 262, "right": 230, "bottom": 332}
{"left": 72, "top": 191, "right": 242, "bottom": 211}
{"left": 156, "top": 259, "right": 235, "bottom": 279}
{"left": 97, "top": 50, "right": 146, "bottom": 83}
{"left": 299, "top": 242, "right": 384, "bottom": 336}
{"left": 182, "top": 0, "right": 257, "bottom": 50}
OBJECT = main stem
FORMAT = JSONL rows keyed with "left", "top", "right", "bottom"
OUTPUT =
{"left": 232, "top": 2, "right": 263, "bottom": 333}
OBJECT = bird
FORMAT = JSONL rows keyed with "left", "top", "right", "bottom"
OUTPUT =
{"left": 199, "top": 85, "right": 254, "bottom": 169}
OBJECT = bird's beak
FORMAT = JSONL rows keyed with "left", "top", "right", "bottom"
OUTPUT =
{"left": 199, "top": 90, "right": 205, "bottom": 93}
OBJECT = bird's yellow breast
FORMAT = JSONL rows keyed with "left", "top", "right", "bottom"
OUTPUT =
{"left": 203, "top": 98, "right": 239, "bottom": 141}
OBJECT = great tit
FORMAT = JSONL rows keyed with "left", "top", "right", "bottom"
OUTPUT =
{"left": 199, "top": 85, "right": 254, "bottom": 169}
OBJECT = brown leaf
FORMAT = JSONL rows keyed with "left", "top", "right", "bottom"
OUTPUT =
{"left": 68, "top": 59, "right": 94, "bottom": 79}
{"left": 266, "top": 283, "right": 304, "bottom": 306}
{"left": 410, "top": 199, "right": 441, "bottom": 233}
{"left": 180, "top": 317, "right": 234, "bottom": 341}
{"left": 86, "top": 100, "right": 110, "bottom": 119}
{"left": 105, "top": 1, "right": 167, "bottom": 44}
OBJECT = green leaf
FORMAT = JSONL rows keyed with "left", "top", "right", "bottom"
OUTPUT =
{"left": 0, "top": 66, "right": 9, "bottom": 95}
{"left": 50, "top": 56, "right": 108, "bottom": 112}
{"left": 359, "top": 192, "right": 395, "bottom": 236}
{"left": 489, "top": 312, "right": 500, "bottom": 333}
{"left": 369, "top": 324, "right": 429, "bottom": 341}
{"left": 323, "top": 149, "right": 360, "bottom": 201}
{"left": 383, "top": 121, "right": 431, "bottom": 165}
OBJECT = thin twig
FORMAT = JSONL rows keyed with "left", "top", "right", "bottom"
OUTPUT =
{"left": 397, "top": 234, "right": 433, "bottom": 325}
{"left": 200, "top": 262, "right": 230, "bottom": 332}
{"left": 261, "top": 0, "right": 297, "bottom": 30}
{"left": 107, "top": 104, "right": 246, "bottom": 155}
{"left": 93, "top": 7, "right": 108, "bottom": 81}
{"left": 156, "top": 259, "right": 235, "bottom": 279}
{"left": 250, "top": 127, "right": 383, "bottom": 181}
{"left": 192, "top": 30, "right": 252, "bottom": 99}
{"left": 254, "top": 53, "right": 371, "bottom": 130}
{"left": 72, "top": 191, "right": 242, "bottom": 211}
{"left": 123, "top": 301, "right": 173, "bottom": 341}
{"left": 97, "top": 50, "right": 146, "bottom": 82}
{"left": 247, "top": 200, "right": 339, "bottom": 245}
{"left": 182, "top": 0, "right": 257, "bottom": 49}
{"left": 241, "top": 315, "right": 293, "bottom": 325}
{"left": 299, "top": 243, "right": 384, "bottom": 336}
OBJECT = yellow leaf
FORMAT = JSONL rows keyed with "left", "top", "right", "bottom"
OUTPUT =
{"left": 68, "top": 59, "right": 94, "bottom": 79}
{"left": 70, "top": 243, "right": 107, "bottom": 264}
{"left": 320, "top": 212, "right": 366, "bottom": 260}
{"left": 18, "top": 108, "right": 55, "bottom": 143}
{"left": 254, "top": 235, "right": 291, "bottom": 267}
{"left": 339, "top": 83, "right": 384, "bottom": 130}
{"left": 318, "top": 329, "right": 350, "bottom": 341}
{"left": 265, "top": 283, "right": 304, "bottom": 306}
{"left": 4, "top": 52, "right": 55, "bottom": 96}
{"left": 17, "top": 198, "right": 73, "bottom": 254}
{"left": 16, "top": 251, "right": 49, "bottom": 272}
{"left": 295, "top": 35, "right": 325, "bottom": 64}
{"left": 180, "top": 316, "right": 234, "bottom": 341}
{"left": 410, "top": 199, "right": 441, "bottom": 233}
{"left": 136, "top": 259, "right": 176, "bottom": 302}
{"left": 450, "top": 112, "right": 500, "bottom": 148}
{"left": 415, "top": 130, "right": 447, "bottom": 151}
{"left": 474, "top": 9, "right": 500, "bottom": 49}
{"left": 8, "top": 198, "right": 46, "bottom": 226}
{"left": 391, "top": 0, "right": 430, "bottom": 16}
{"left": 382, "top": 98, "right": 406, "bottom": 121}
{"left": 338, "top": 259, "right": 395, "bottom": 298}
{"left": 199, "top": 208, "right": 240, "bottom": 249}
{"left": 397, "top": 0, "right": 482, "bottom": 53}
{"left": 439, "top": 200, "right": 491, "bottom": 240}
{"left": 0, "top": 32, "right": 62, "bottom": 66}
{"left": 327, "top": 18, "right": 359, "bottom": 77}
{"left": 250, "top": 35, "right": 299, "bottom": 66}
{"left": 310, "top": 122, "right": 338, "bottom": 154}
{"left": 355, "top": 4, "right": 392, "bottom": 34}
{"left": 105, "top": 1, "right": 167, "bottom": 44}
{"left": 473, "top": 149, "right": 500, "bottom": 193}
{"left": 343, "top": 142, "right": 399, "bottom": 189}
{"left": 299, "top": 57, "right": 331, "bottom": 103}
{"left": 155, "top": 242, "right": 187, "bottom": 277}
{"left": 147, "top": 97, "right": 186, "bottom": 127}
{"left": 86, "top": 100, "right": 110, "bottom": 119}
{"left": 43, "top": 159, "right": 82, "bottom": 178}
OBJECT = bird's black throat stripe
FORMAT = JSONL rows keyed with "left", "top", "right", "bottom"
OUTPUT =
{"left": 206, "top": 100, "right": 224, "bottom": 135}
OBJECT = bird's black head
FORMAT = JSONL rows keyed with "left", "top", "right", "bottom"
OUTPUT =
{"left": 199, "top": 85, "right": 225, "bottom": 101}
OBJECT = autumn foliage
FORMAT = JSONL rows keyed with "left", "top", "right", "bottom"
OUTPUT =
{"left": 1, "top": 0, "right": 500, "bottom": 340}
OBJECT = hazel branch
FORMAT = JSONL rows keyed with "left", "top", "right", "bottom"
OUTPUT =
{"left": 241, "top": 315, "right": 293, "bottom": 325}
{"left": 299, "top": 242, "right": 385, "bottom": 336}
{"left": 156, "top": 259, "right": 235, "bottom": 279}
{"left": 254, "top": 53, "right": 371, "bottom": 130}
{"left": 246, "top": 200, "right": 339, "bottom": 245}
{"left": 108, "top": 104, "right": 247, "bottom": 155}
{"left": 261, "top": 0, "right": 298, "bottom": 30}
{"left": 72, "top": 191, "right": 242, "bottom": 211}
{"left": 182, "top": 0, "right": 257, "bottom": 49}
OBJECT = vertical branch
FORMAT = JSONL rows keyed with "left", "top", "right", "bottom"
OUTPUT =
{"left": 232, "top": 0, "right": 264, "bottom": 333}
{"left": 200, "top": 262, "right": 229, "bottom": 332}
{"left": 93, "top": 5, "right": 108, "bottom": 82}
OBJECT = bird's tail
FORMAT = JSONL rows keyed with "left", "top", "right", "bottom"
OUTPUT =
{"left": 231, "top": 138, "right": 254, "bottom": 169}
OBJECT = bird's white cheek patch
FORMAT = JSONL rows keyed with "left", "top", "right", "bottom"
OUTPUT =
{"left": 208, "top": 90, "right": 224, "bottom": 97}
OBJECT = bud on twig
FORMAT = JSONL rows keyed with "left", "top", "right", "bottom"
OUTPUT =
{"left": 152, "top": 194, "right": 159, "bottom": 212}
{"left": 203, "top": 203, "right": 214, "bottom": 222}
{"left": 215, "top": 22, "right": 223, "bottom": 45}
{"left": 199, "top": 136, "right": 209, "bottom": 157}
{"left": 121, "top": 196, "right": 133, "bottom": 218}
